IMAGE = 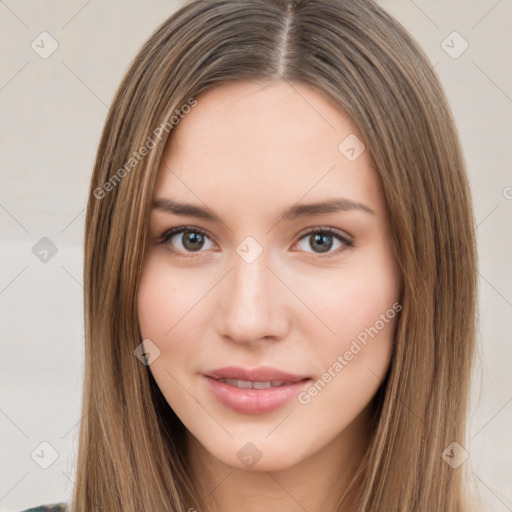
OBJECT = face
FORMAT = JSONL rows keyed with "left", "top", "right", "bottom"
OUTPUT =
{"left": 137, "top": 80, "right": 402, "bottom": 472}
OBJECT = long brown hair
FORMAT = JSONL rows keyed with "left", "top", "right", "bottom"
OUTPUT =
{"left": 75, "top": 0, "right": 478, "bottom": 510}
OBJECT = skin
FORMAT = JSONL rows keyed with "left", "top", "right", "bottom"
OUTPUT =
{"left": 137, "top": 80, "right": 403, "bottom": 512}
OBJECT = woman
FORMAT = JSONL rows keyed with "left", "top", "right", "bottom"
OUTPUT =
{"left": 22, "top": 0, "right": 478, "bottom": 510}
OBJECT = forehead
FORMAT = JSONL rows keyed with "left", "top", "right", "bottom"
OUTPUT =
{"left": 155, "top": 80, "right": 385, "bottom": 219}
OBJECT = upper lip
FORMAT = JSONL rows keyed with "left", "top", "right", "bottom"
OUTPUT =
{"left": 204, "top": 366, "right": 310, "bottom": 383}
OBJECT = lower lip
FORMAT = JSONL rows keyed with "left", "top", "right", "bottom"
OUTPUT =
{"left": 204, "top": 376, "right": 312, "bottom": 414}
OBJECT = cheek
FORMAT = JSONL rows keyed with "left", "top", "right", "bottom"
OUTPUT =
{"left": 136, "top": 258, "right": 196, "bottom": 388}
{"left": 295, "top": 262, "right": 400, "bottom": 430}
{"left": 137, "top": 271, "right": 169, "bottom": 341}
{"left": 312, "top": 258, "right": 399, "bottom": 330}
{"left": 136, "top": 255, "right": 216, "bottom": 381}
{"left": 137, "top": 255, "right": 196, "bottom": 341}
{"left": 136, "top": 257, "right": 202, "bottom": 416}
{"left": 299, "top": 243, "right": 401, "bottom": 378}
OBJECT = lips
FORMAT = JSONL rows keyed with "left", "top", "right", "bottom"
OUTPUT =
{"left": 203, "top": 365, "right": 312, "bottom": 414}
{"left": 204, "top": 365, "right": 309, "bottom": 384}
{"left": 215, "top": 379, "right": 287, "bottom": 389}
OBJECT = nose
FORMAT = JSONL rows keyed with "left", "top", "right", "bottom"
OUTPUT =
{"left": 214, "top": 250, "right": 289, "bottom": 345}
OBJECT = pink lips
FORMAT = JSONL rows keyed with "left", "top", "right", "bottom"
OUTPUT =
{"left": 204, "top": 365, "right": 311, "bottom": 414}
{"left": 205, "top": 365, "right": 309, "bottom": 383}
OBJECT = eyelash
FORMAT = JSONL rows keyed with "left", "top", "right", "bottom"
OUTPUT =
{"left": 157, "top": 226, "right": 354, "bottom": 259}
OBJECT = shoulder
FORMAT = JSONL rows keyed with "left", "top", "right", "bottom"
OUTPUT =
{"left": 18, "top": 504, "right": 67, "bottom": 512}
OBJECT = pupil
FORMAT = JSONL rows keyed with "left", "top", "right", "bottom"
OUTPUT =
{"left": 311, "top": 233, "right": 332, "bottom": 253}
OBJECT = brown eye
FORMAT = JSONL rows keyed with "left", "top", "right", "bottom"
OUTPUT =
{"left": 159, "top": 226, "right": 353, "bottom": 259}
{"left": 295, "top": 228, "right": 353, "bottom": 256}
{"left": 160, "top": 227, "right": 215, "bottom": 255}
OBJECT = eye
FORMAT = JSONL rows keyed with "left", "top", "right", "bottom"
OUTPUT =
{"left": 294, "top": 228, "right": 353, "bottom": 257}
{"left": 158, "top": 226, "right": 215, "bottom": 257}
{"left": 158, "top": 226, "right": 353, "bottom": 258}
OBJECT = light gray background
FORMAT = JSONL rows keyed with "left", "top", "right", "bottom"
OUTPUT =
{"left": 0, "top": 1, "right": 511, "bottom": 511}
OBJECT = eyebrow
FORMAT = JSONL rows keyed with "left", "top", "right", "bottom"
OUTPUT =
{"left": 151, "top": 197, "right": 375, "bottom": 222}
